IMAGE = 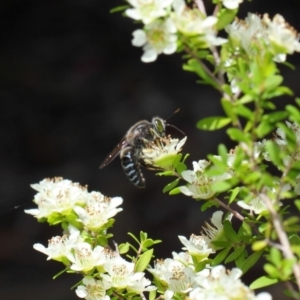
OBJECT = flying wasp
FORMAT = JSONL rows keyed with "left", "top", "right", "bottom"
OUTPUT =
{"left": 100, "top": 116, "right": 182, "bottom": 188}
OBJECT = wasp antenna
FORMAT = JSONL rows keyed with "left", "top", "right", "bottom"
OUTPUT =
{"left": 166, "top": 108, "right": 180, "bottom": 121}
{"left": 166, "top": 123, "right": 185, "bottom": 136}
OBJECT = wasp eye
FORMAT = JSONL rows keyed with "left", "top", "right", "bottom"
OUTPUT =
{"left": 153, "top": 118, "right": 165, "bottom": 134}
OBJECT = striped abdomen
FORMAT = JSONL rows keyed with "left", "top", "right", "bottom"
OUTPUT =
{"left": 120, "top": 147, "right": 145, "bottom": 188}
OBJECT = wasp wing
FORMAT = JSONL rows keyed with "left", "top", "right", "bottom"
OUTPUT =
{"left": 99, "top": 138, "right": 128, "bottom": 169}
{"left": 99, "top": 131, "right": 139, "bottom": 169}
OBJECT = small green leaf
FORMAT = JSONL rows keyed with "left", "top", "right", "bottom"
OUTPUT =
{"left": 216, "top": 8, "right": 237, "bottom": 30}
{"left": 197, "top": 116, "right": 231, "bottom": 131}
{"left": 149, "top": 290, "right": 157, "bottom": 300}
{"left": 269, "top": 247, "right": 282, "bottom": 267}
{"left": 176, "top": 161, "right": 187, "bottom": 174}
{"left": 163, "top": 178, "right": 180, "bottom": 193}
{"left": 234, "top": 104, "right": 253, "bottom": 120}
{"left": 229, "top": 187, "right": 240, "bottom": 204}
{"left": 135, "top": 249, "right": 153, "bottom": 272}
{"left": 241, "top": 250, "right": 263, "bottom": 273}
{"left": 110, "top": 5, "right": 129, "bottom": 13}
{"left": 183, "top": 58, "right": 219, "bottom": 89}
{"left": 156, "top": 170, "right": 175, "bottom": 176}
{"left": 169, "top": 187, "right": 181, "bottom": 195}
{"left": 256, "top": 121, "right": 275, "bottom": 138}
{"left": 252, "top": 240, "right": 267, "bottom": 251}
{"left": 212, "top": 246, "right": 231, "bottom": 265}
{"left": 250, "top": 276, "right": 278, "bottom": 289}
{"left": 223, "top": 221, "right": 239, "bottom": 243}
{"left": 221, "top": 98, "right": 237, "bottom": 122}
{"left": 227, "top": 128, "right": 250, "bottom": 142}
{"left": 265, "top": 140, "right": 281, "bottom": 166}
{"left": 118, "top": 243, "right": 130, "bottom": 254}
{"left": 225, "top": 246, "right": 245, "bottom": 263}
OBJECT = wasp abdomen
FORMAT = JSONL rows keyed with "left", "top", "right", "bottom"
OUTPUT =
{"left": 120, "top": 147, "right": 145, "bottom": 188}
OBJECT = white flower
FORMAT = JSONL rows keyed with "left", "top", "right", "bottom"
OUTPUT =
{"left": 33, "top": 225, "right": 82, "bottom": 261}
{"left": 101, "top": 257, "right": 135, "bottom": 289}
{"left": 172, "top": 251, "right": 193, "bottom": 266}
{"left": 171, "top": 1, "right": 227, "bottom": 46}
{"left": 141, "top": 136, "right": 187, "bottom": 169}
{"left": 132, "top": 18, "right": 177, "bottom": 62}
{"left": 222, "top": 0, "right": 243, "bottom": 10}
{"left": 226, "top": 13, "right": 300, "bottom": 62}
{"left": 76, "top": 277, "right": 111, "bottom": 300}
{"left": 237, "top": 184, "right": 290, "bottom": 214}
{"left": 25, "top": 177, "right": 88, "bottom": 219}
{"left": 275, "top": 121, "right": 300, "bottom": 147}
{"left": 237, "top": 195, "right": 268, "bottom": 215}
{"left": 190, "top": 265, "right": 272, "bottom": 300}
{"left": 179, "top": 160, "right": 233, "bottom": 199}
{"left": 74, "top": 192, "right": 123, "bottom": 231}
{"left": 67, "top": 242, "right": 113, "bottom": 272}
{"left": 127, "top": 273, "right": 157, "bottom": 293}
{"left": 201, "top": 211, "right": 232, "bottom": 246}
{"left": 178, "top": 235, "right": 214, "bottom": 259}
{"left": 263, "top": 14, "right": 300, "bottom": 55}
{"left": 126, "top": 0, "right": 174, "bottom": 25}
{"left": 149, "top": 258, "right": 196, "bottom": 294}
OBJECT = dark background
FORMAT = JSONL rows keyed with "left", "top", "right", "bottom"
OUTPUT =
{"left": 0, "top": 0, "right": 299, "bottom": 299}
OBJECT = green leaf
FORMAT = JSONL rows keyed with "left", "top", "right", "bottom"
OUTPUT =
{"left": 256, "top": 121, "right": 275, "bottom": 138}
{"left": 265, "top": 140, "right": 281, "bottom": 167}
{"left": 163, "top": 178, "right": 180, "bottom": 193}
{"left": 197, "top": 116, "right": 231, "bottom": 131}
{"left": 235, "top": 250, "right": 246, "bottom": 269}
{"left": 221, "top": 98, "right": 237, "bottom": 123}
{"left": 216, "top": 8, "right": 237, "bottom": 30}
{"left": 229, "top": 187, "right": 240, "bottom": 204}
{"left": 135, "top": 249, "right": 153, "bottom": 272}
{"left": 128, "top": 232, "right": 140, "bottom": 245}
{"left": 211, "top": 180, "right": 233, "bottom": 193}
{"left": 149, "top": 290, "right": 157, "bottom": 300}
{"left": 252, "top": 240, "right": 267, "bottom": 251}
{"left": 250, "top": 276, "right": 278, "bottom": 289}
{"left": 234, "top": 104, "right": 254, "bottom": 120}
{"left": 169, "top": 187, "right": 181, "bottom": 195}
{"left": 265, "top": 111, "right": 288, "bottom": 123}
{"left": 118, "top": 243, "right": 130, "bottom": 254}
{"left": 223, "top": 221, "right": 239, "bottom": 243}
{"left": 264, "top": 263, "right": 281, "bottom": 278}
{"left": 183, "top": 59, "right": 219, "bottom": 89}
{"left": 295, "top": 200, "right": 300, "bottom": 211}
{"left": 225, "top": 246, "right": 245, "bottom": 263}
{"left": 176, "top": 162, "right": 187, "bottom": 174}
{"left": 212, "top": 246, "right": 232, "bottom": 265}
{"left": 241, "top": 250, "right": 263, "bottom": 273}
{"left": 110, "top": 5, "right": 129, "bottom": 13}
{"left": 218, "top": 144, "right": 228, "bottom": 163}
{"left": 227, "top": 128, "right": 250, "bottom": 142}
{"left": 156, "top": 170, "right": 175, "bottom": 176}
{"left": 269, "top": 247, "right": 282, "bottom": 267}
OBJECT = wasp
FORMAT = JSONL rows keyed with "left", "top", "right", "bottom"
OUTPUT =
{"left": 100, "top": 117, "right": 168, "bottom": 188}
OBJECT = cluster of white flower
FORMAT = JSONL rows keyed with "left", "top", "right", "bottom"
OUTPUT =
{"left": 26, "top": 178, "right": 156, "bottom": 299}
{"left": 226, "top": 13, "right": 300, "bottom": 62}
{"left": 125, "top": 0, "right": 231, "bottom": 62}
{"left": 25, "top": 177, "right": 123, "bottom": 231}
{"left": 148, "top": 211, "right": 271, "bottom": 300}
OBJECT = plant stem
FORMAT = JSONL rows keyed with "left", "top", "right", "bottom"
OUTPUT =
{"left": 261, "top": 194, "right": 300, "bottom": 293}
{"left": 214, "top": 197, "right": 244, "bottom": 221}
